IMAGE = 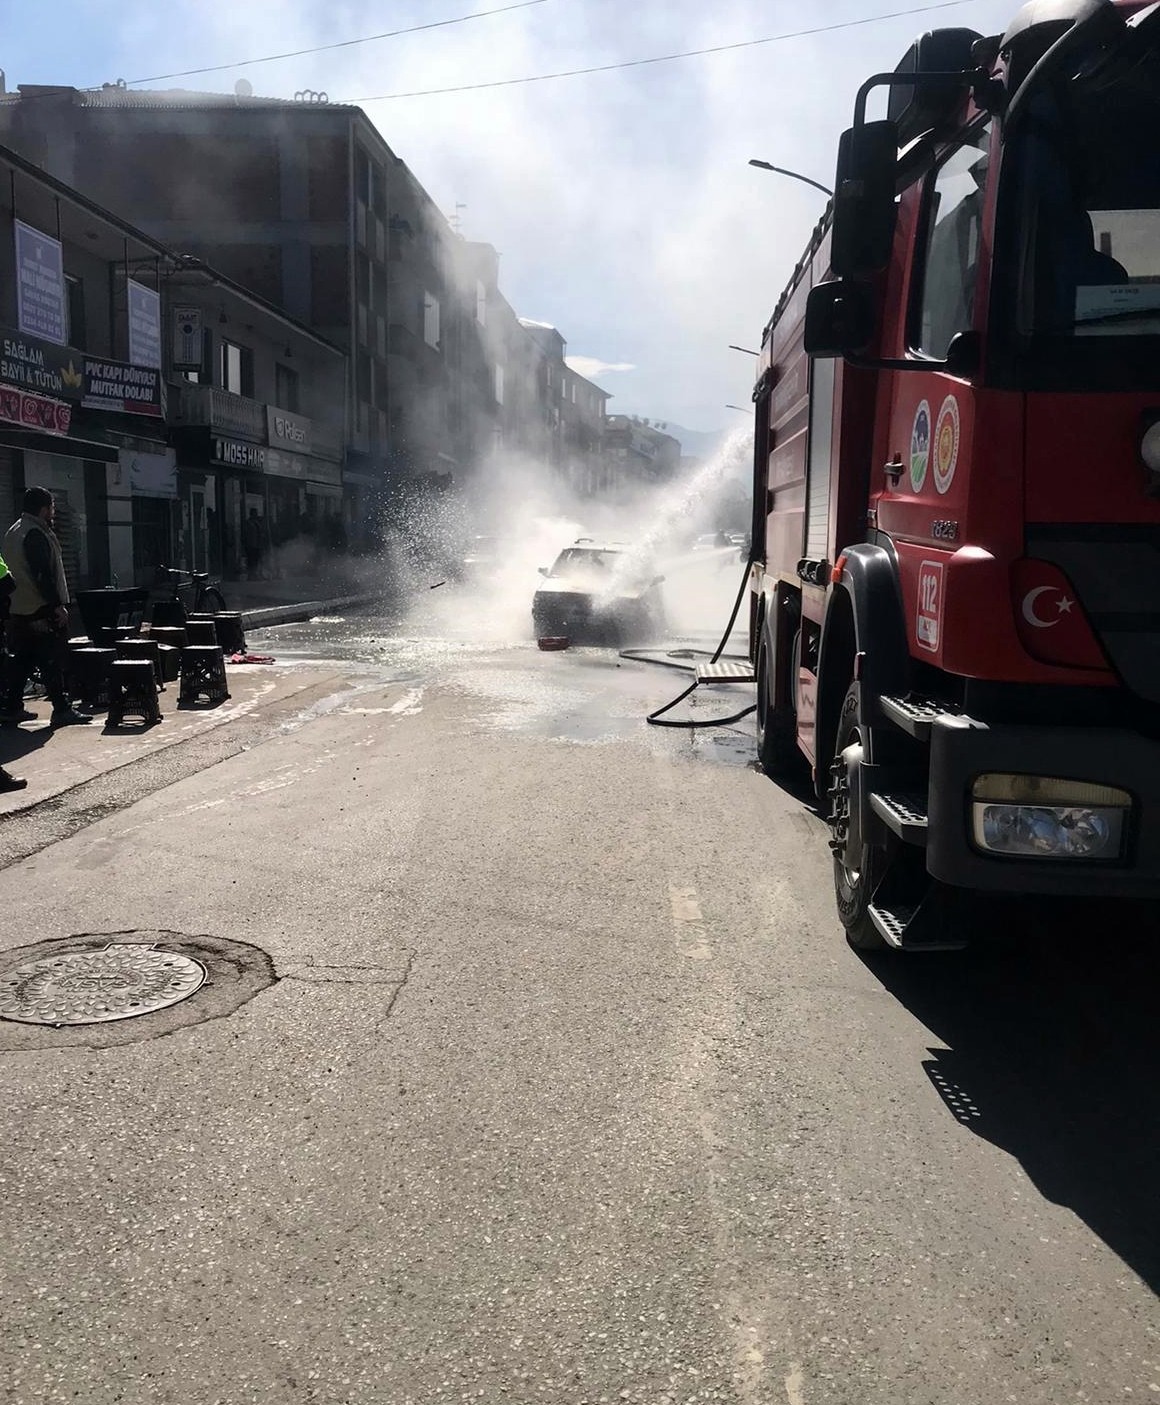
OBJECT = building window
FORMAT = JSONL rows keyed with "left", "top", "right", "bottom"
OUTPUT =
{"left": 475, "top": 280, "right": 487, "bottom": 326}
{"left": 275, "top": 361, "right": 299, "bottom": 413}
{"left": 423, "top": 291, "right": 441, "bottom": 349}
{"left": 66, "top": 276, "right": 86, "bottom": 350}
{"left": 495, "top": 363, "right": 504, "bottom": 405}
{"left": 220, "top": 339, "right": 254, "bottom": 397}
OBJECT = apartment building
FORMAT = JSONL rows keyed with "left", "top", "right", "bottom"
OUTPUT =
{"left": 0, "top": 83, "right": 610, "bottom": 518}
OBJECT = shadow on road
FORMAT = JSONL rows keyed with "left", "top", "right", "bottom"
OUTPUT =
{"left": 860, "top": 900, "right": 1160, "bottom": 1292}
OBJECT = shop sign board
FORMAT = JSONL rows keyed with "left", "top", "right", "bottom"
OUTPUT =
{"left": 0, "top": 327, "right": 162, "bottom": 416}
{"left": 82, "top": 357, "right": 163, "bottom": 417}
{"left": 172, "top": 307, "right": 203, "bottom": 371}
{"left": 127, "top": 280, "right": 162, "bottom": 369}
{"left": 213, "top": 435, "right": 342, "bottom": 486}
{"left": 0, "top": 382, "right": 72, "bottom": 436}
{"left": 266, "top": 405, "right": 312, "bottom": 454}
{"left": 15, "top": 221, "right": 66, "bottom": 345}
{"left": 122, "top": 447, "right": 177, "bottom": 499}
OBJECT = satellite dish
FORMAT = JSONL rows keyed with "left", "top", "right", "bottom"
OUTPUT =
{"left": 234, "top": 78, "right": 253, "bottom": 98}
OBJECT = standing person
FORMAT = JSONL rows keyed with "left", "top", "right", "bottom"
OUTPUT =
{"left": 0, "top": 487, "right": 91, "bottom": 728}
{"left": 0, "top": 549, "right": 26, "bottom": 789}
{"left": 242, "top": 507, "right": 264, "bottom": 580}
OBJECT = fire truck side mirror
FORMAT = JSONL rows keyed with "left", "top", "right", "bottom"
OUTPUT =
{"left": 804, "top": 281, "right": 875, "bottom": 359}
{"left": 831, "top": 120, "right": 898, "bottom": 279}
{"left": 944, "top": 330, "right": 981, "bottom": 379}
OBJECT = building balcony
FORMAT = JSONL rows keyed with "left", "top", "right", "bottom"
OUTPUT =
{"left": 170, "top": 381, "right": 344, "bottom": 462}
{"left": 169, "top": 381, "right": 266, "bottom": 441}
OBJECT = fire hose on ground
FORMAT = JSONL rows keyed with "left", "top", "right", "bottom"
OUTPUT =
{"left": 621, "top": 558, "right": 758, "bottom": 729}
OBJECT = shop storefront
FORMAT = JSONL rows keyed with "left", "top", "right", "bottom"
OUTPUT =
{"left": 0, "top": 328, "right": 166, "bottom": 587}
{"left": 172, "top": 426, "right": 344, "bottom": 578}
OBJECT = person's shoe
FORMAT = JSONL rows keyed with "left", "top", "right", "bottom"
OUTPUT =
{"left": 49, "top": 707, "right": 93, "bottom": 727}
{"left": 0, "top": 768, "right": 27, "bottom": 792}
{"left": 0, "top": 706, "right": 36, "bottom": 724}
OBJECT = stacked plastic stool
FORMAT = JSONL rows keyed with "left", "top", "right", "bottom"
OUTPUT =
{"left": 107, "top": 659, "right": 162, "bottom": 726}
{"left": 179, "top": 645, "right": 231, "bottom": 706}
{"left": 149, "top": 625, "right": 187, "bottom": 650}
{"left": 184, "top": 618, "right": 219, "bottom": 647}
{"left": 212, "top": 612, "right": 247, "bottom": 656}
{"left": 68, "top": 646, "right": 116, "bottom": 712}
{"left": 115, "top": 637, "right": 165, "bottom": 691}
{"left": 148, "top": 626, "right": 186, "bottom": 684}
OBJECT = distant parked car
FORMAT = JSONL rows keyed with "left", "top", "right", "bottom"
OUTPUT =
{"left": 532, "top": 540, "right": 665, "bottom": 644}
{"left": 692, "top": 531, "right": 735, "bottom": 551}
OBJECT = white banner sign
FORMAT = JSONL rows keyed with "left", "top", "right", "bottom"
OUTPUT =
{"left": 127, "top": 279, "right": 161, "bottom": 368}
{"left": 15, "top": 220, "right": 66, "bottom": 345}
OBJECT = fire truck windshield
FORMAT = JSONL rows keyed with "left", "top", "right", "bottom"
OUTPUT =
{"left": 1012, "top": 68, "right": 1160, "bottom": 345}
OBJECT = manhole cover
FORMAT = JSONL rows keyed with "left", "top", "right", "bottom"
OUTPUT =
{"left": 0, "top": 945, "right": 207, "bottom": 1026}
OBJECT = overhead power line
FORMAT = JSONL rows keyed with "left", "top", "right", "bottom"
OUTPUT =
{"left": 126, "top": 0, "right": 552, "bottom": 87}
{"left": 349, "top": 0, "right": 985, "bottom": 102}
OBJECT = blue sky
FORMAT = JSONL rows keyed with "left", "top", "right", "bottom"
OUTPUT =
{"left": 2, "top": 0, "right": 1021, "bottom": 439}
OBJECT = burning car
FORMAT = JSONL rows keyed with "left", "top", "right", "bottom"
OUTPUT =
{"left": 532, "top": 540, "right": 665, "bottom": 644}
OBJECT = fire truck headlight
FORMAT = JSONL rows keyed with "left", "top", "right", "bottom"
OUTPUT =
{"left": 971, "top": 774, "right": 1130, "bottom": 860}
{"left": 1141, "top": 420, "right": 1160, "bottom": 473}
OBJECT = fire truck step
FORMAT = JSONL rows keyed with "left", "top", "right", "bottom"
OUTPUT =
{"left": 868, "top": 892, "right": 969, "bottom": 952}
{"left": 694, "top": 660, "right": 757, "bottom": 684}
{"left": 879, "top": 694, "right": 947, "bottom": 740}
{"left": 869, "top": 791, "right": 928, "bottom": 845}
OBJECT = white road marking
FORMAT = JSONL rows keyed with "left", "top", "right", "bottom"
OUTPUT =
{"left": 388, "top": 688, "right": 425, "bottom": 716}
{"left": 785, "top": 1362, "right": 806, "bottom": 1405}
{"left": 669, "top": 885, "right": 703, "bottom": 923}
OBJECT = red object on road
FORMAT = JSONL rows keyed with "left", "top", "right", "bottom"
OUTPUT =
{"left": 537, "top": 637, "right": 569, "bottom": 651}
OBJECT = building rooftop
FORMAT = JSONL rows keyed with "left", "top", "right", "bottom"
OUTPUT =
{"left": 4, "top": 84, "right": 353, "bottom": 112}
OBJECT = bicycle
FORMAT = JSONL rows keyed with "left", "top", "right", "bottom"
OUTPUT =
{"left": 153, "top": 565, "right": 228, "bottom": 622}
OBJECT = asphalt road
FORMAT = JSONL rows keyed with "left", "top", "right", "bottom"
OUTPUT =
{"left": 0, "top": 574, "right": 1155, "bottom": 1405}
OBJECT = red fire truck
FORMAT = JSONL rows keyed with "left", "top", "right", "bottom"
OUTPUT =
{"left": 749, "top": 0, "right": 1160, "bottom": 950}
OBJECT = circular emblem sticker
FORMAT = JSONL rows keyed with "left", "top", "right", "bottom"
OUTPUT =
{"left": 909, "top": 400, "right": 931, "bottom": 492}
{"left": 934, "top": 395, "right": 960, "bottom": 494}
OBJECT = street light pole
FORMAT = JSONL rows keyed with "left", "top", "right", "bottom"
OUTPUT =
{"left": 748, "top": 159, "right": 833, "bottom": 199}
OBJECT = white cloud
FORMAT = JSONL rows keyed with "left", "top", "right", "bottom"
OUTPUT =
{"left": 566, "top": 356, "right": 635, "bottom": 378}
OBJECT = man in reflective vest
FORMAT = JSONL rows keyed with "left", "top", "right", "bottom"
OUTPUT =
{"left": 1, "top": 486, "right": 91, "bottom": 728}
{"left": 0, "top": 549, "right": 25, "bottom": 790}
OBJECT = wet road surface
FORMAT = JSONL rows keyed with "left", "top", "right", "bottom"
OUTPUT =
{"left": 0, "top": 577, "right": 1155, "bottom": 1405}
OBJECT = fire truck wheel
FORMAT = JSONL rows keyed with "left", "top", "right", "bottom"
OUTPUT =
{"left": 830, "top": 682, "right": 890, "bottom": 950}
{"left": 756, "top": 640, "right": 799, "bottom": 778}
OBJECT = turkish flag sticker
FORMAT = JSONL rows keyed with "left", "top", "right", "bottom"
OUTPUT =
{"left": 1012, "top": 560, "right": 1108, "bottom": 670}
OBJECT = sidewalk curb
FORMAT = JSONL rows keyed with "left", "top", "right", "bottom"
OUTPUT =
{"left": 240, "top": 593, "right": 378, "bottom": 629}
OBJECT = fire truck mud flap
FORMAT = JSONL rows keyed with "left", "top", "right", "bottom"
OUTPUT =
{"left": 927, "top": 715, "right": 1160, "bottom": 898}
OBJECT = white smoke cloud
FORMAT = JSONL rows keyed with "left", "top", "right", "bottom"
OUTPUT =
{"left": 19, "top": 0, "right": 1021, "bottom": 432}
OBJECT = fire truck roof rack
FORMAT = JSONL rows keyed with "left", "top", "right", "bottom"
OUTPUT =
{"left": 763, "top": 203, "right": 834, "bottom": 342}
